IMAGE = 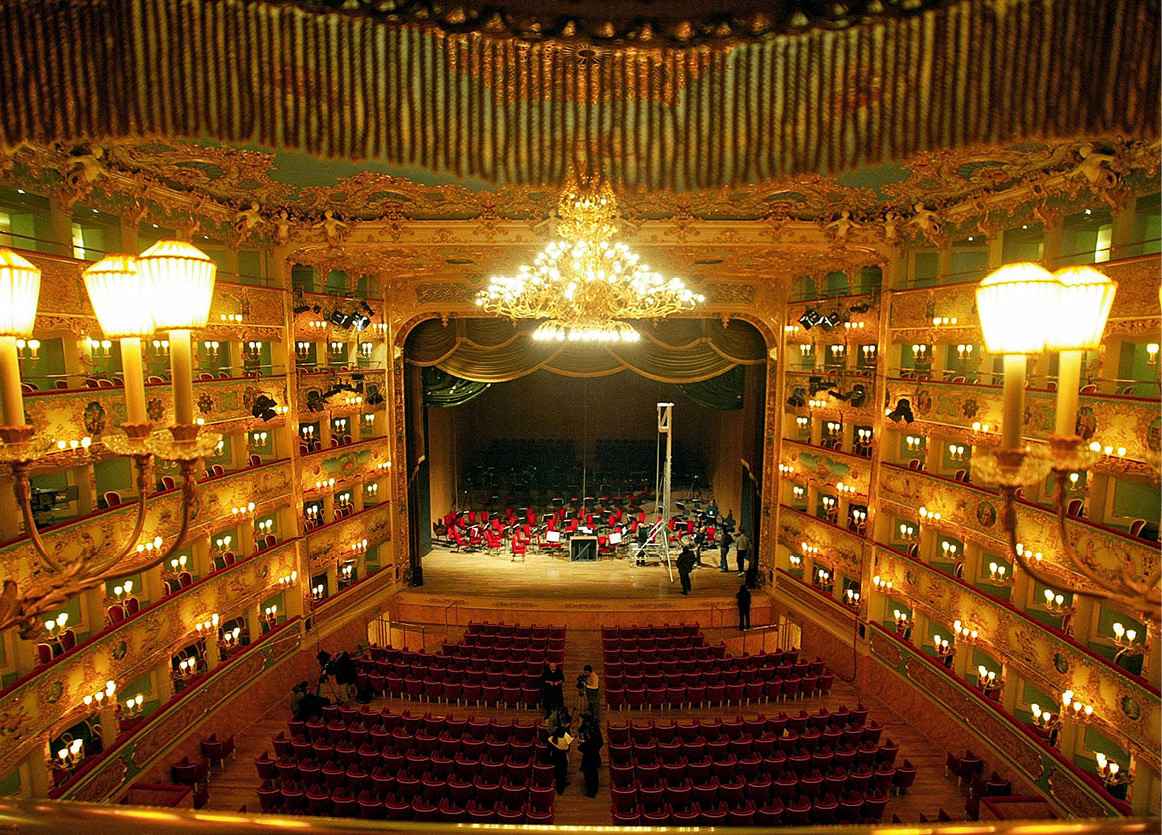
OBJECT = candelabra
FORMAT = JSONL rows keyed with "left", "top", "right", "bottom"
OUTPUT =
{"left": 195, "top": 613, "right": 220, "bottom": 637}
{"left": 350, "top": 538, "right": 369, "bottom": 557}
{"left": 276, "top": 570, "right": 298, "bottom": 590}
{"left": 932, "top": 316, "right": 959, "bottom": 326}
{"left": 956, "top": 344, "right": 974, "bottom": 361}
{"left": 844, "top": 587, "right": 861, "bottom": 608}
{"left": 1043, "top": 588, "right": 1069, "bottom": 614}
{"left": 843, "top": 321, "right": 867, "bottom": 331}
{"left": 1094, "top": 753, "right": 1129, "bottom": 790}
{"left": 212, "top": 534, "right": 234, "bottom": 555}
{"left": 0, "top": 246, "right": 222, "bottom": 637}
{"left": 970, "top": 264, "right": 1158, "bottom": 625}
{"left": 976, "top": 664, "right": 1003, "bottom": 695}
{"left": 219, "top": 313, "right": 243, "bottom": 325}
{"left": 933, "top": 633, "right": 955, "bottom": 666}
{"left": 820, "top": 495, "right": 838, "bottom": 521}
{"left": 263, "top": 604, "right": 280, "bottom": 627}
{"left": 341, "top": 395, "right": 363, "bottom": 408}
{"left": 808, "top": 397, "right": 828, "bottom": 410}
{"left": 313, "top": 477, "right": 337, "bottom": 493}
{"left": 117, "top": 693, "right": 145, "bottom": 721}
{"left": 813, "top": 567, "right": 832, "bottom": 590}
{"left": 871, "top": 575, "right": 893, "bottom": 593}
{"left": 42, "top": 611, "right": 70, "bottom": 639}
{"left": 1030, "top": 702, "right": 1057, "bottom": 729}
{"left": 311, "top": 583, "right": 326, "bottom": 602}
{"left": 51, "top": 737, "right": 86, "bottom": 774}
{"left": 918, "top": 506, "right": 941, "bottom": 523}
{"left": 304, "top": 504, "right": 322, "bottom": 527}
{"left": 800, "top": 542, "right": 820, "bottom": 558}
{"left": 256, "top": 518, "right": 274, "bottom": 538}
{"left": 1111, "top": 621, "right": 1139, "bottom": 650}
{"left": 948, "top": 444, "right": 967, "bottom": 462}
{"left": 892, "top": 609, "right": 910, "bottom": 633}
{"left": 201, "top": 340, "right": 221, "bottom": 360}
{"left": 795, "top": 416, "right": 809, "bottom": 432}
{"left": 778, "top": 463, "right": 794, "bottom": 476}
{"left": 836, "top": 482, "right": 858, "bottom": 497}
{"left": 376, "top": 461, "right": 393, "bottom": 472}
{"left": 231, "top": 501, "right": 257, "bottom": 519}
{"left": 110, "top": 580, "right": 135, "bottom": 602}
{"left": 166, "top": 554, "right": 189, "bottom": 575}
{"left": 905, "top": 434, "right": 923, "bottom": 452}
{"left": 1059, "top": 689, "right": 1095, "bottom": 722}
{"left": 849, "top": 508, "right": 867, "bottom": 531}
{"left": 897, "top": 522, "right": 917, "bottom": 542}
{"left": 339, "top": 562, "right": 355, "bottom": 587}
{"left": 82, "top": 679, "right": 117, "bottom": 711}
{"left": 173, "top": 656, "right": 198, "bottom": 680}
{"left": 220, "top": 625, "right": 243, "bottom": 649}
{"left": 987, "top": 561, "right": 1011, "bottom": 583}
{"left": 952, "top": 619, "right": 979, "bottom": 642}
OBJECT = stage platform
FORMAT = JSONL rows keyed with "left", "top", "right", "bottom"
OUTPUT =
{"left": 394, "top": 545, "right": 773, "bottom": 631}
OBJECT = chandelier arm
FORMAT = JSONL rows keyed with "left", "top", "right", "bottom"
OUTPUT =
{"left": 85, "top": 458, "right": 199, "bottom": 586}
{"left": 10, "top": 460, "right": 67, "bottom": 574}
{"left": 1, "top": 459, "right": 200, "bottom": 639}
{"left": 77, "top": 453, "right": 155, "bottom": 580}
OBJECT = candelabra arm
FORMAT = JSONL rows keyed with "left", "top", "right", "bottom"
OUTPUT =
{"left": 10, "top": 460, "right": 68, "bottom": 574}
{"left": 78, "top": 453, "right": 153, "bottom": 579}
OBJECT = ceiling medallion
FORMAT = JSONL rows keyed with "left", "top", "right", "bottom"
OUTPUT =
{"left": 476, "top": 177, "right": 704, "bottom": 342}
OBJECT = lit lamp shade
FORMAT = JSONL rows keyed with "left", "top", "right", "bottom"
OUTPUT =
{"left": 975, "top": 263, "right": 1057, "bottom": 354}
{"left": 137, "top": 240, "right": 216, "bottom": 329}
{"left": 1046, "top": 266, "right": 1117, "bottom": 351}
{"left": 83, "top": 256, "right": 155, "bottom": 338}
{"left": 0, "top": 247, "right": 42, "bottom": 336}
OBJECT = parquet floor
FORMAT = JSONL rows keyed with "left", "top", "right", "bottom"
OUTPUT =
{"left": 204, "top": 621, "right": 970, "bottom": 824}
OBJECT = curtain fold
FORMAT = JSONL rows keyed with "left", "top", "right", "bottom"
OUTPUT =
{"left": 406, "top": 318, "right": 766, "bottom": 384}
{"left": 679, "top": 365, "right": 746, "bottom": 410}
{"left": 422, "top": 366, "right": 491, "bottom": 407}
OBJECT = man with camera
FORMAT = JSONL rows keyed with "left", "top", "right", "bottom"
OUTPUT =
{"left": 578, "top": 665, "right": 600, "bottom": 719}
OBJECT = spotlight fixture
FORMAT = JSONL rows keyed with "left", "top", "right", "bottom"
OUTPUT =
{"left": 848, "top": 384, "right": 867, "bottom": 408}
{"left": 799, "top": 309, "right": 821, "bottom": 330}
{"left": 251, "top": 395, "right": 279, "bottom": 421}
{"left": 329, "top": 309, "right": 353, "bottom": 329}
{"left": 786, "top": 387, "right": 806, "bottom": 408}
{"left": 351, "top": 311, "right": 371, "bottom": 331}
{"left": 886, "top": 398, "right": 915, "bottom": 424}
{"left": 819, "top": 312, "right": 846, "bottom": 330}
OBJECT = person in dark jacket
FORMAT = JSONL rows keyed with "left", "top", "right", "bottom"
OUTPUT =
{"left": 547, "top": 725, "right": 574, "bottom": 795}
{"left": 541, "top": 661, "right": 565, "bottom": 716}
{"left": 736, "top": 584, "right": 751, "bottom": 630}
{"left": 718, "top": 529, "right": 734, "bottom": 572}
{"left": 676, "top": 546, "right": 695, "bottom": 595}
{"left": 577, "top": 715, "right": 604, "bottom": 798}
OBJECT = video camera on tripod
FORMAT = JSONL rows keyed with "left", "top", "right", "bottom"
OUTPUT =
{"left": 316, "top": 650, "right": 357, "bottom": 687}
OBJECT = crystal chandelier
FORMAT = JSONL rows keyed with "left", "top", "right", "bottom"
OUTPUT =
{"left": 476, "top": 178, "right": 704, "bottom": 341}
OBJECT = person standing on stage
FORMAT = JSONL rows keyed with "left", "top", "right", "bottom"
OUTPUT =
{"left": 581, "top": 665, "right": 601, "bottom": 718}
{"left": 692, "top": 525, "right": 707, "bottom": 566}
{"left": 721, "top": 509, "right": 736, "bottom": 533}
{"left": 737, "top": 583, "right": 751, "bottom": 631}
{"left": 547, "top": 724, "right": 575, "bottom": 795}
{"left": 734, "top": 528, "right": 751, "bottom": 576}
{"left": 677, "top": 545, "right": 695, "bottom": 595}
{"left": 718, "top": 528, "right": 734, "bottom": 573}
{"left": 541, "top": 661, "right": 565, "bottom": 716}
{"left": 578, "top": 714, "right": 604, "bottom": 798}
{"left": 705, "top": 500, "right": 719, "bottom": 521}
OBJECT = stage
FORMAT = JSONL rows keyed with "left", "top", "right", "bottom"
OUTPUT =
{"left": 394, "top": 544, "right": 774, "bottom": 631}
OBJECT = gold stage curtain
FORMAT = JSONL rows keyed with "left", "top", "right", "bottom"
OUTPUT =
{"left": 406, "top": 319, "right": 766, "bottom": 383}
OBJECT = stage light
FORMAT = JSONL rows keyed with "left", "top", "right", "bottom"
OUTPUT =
{"left": 819, "top": 312, "right": 845, "bottom": 330}
{"left": 351, "top": 312, "right": 371, "bottom": 331}
{"left": 293, "top": 304, "right": 311, "bottom": 314}
{"left": 886, "top": 398, "right": 914, "bottom": 424}
{"left": 786, "top": 388, "right": 806, "bottom": 408}
{"left": 848, "top": 384, "right": 867, "bottom": 408}
{"left": 329, "top": 309, "right": 353, "bottom": 329}
{"left": 251, "top": 395, "right": 279, "bottom": 421}
{"left": 799, "top": 309, "right": 821, "bottom": 330}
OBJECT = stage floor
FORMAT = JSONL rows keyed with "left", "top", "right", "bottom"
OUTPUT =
{"left": 418, "top": 544, "right": 746, "bottom": 600}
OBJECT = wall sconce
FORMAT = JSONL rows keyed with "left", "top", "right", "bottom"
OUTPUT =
{"left": 195, "top": 613, "right": 220, "bottom": 636}
{"left": 166, "top": 554, "right": 189, "bottom": 575}
{"left": 340, "top": 562, "right": 355, "bottom": 583}
{"left": 311, "top": 583, "right": 326, "bottom": 601}
{"left": 1043, "top": 588, "right": 1069, "bottom": 614}
{"left": 795, "top": 416, "right": 809, "bottom": 431}
{"left": 219, "top": 313, "right": 243, "bottom": 324}
{"left": 350, "top": 538, "right": 368, "bottom": 557}
{"left": 53, "top": 737, "right": 86, "bottom": 771}
{"left": 850, "top": 508, "right": 867, "bottom": 529}
{"left": 342, "top": 394, "right": 364, "bottom": 407}
{"left": 15, "top": 338, "right": 40, "bottom": 360}
{"left": 119, "top": 692, "right": 145, "bottom": 719}
{"left": 313, "top": 477, "right": 336, "bottom": 492}
{"left": 956, "top": 344, "right": 974, "bottom": 361}
{"left": 85, "top": 337, "right": 113, "bottom": 359}
{"left": 333, "top": 418, "right": 349, "bottom": 434}
{"left": 856, "top": 428, "right": 873, "bottom": 445}
{"left": 1059, "top": 689, "right": 1094, "bottom": 723}
{"left": 362, "top": 413, "right": 375, "bottom": 427}
{"left": 820, "top": 495, "right": 838, "bottom": 518}
{"left": 825, "top": 420, "right": 841, "bottom": 436}
{"left": 911, "top": 343, "right": 931, "bottom": 361}
{"left": 987, "top": 561, "right": 1010, "bottom": 583}
{"left": 365, "top": 483, "right": 379, "bottom": 499}
{"left": 799, "top": 343, "right": 812, "bottom": 357}
{"left": 799, "top": 541, "right": 820, "bottom": 557}
{"left": 976, "top": 665, "right": 1003, "bottom": 693}
{"left": 1111, "top": 622, "right": 1138, "bottom": 649}
{"left": 791, "top": 485, "right": 805, "bottom": 501}
{"left": 376, "top": 461, "right": 392, "bottom": 472}
{"left": 1087, "top": 440, "right": 1127, "bottom": 459}
{"left": 212, "top": 534, "right": 233, "bottom": 553}
{"left": 808, "top": 397, "right": 828, "bottom": 409}
{"left": 263, "top": 604, "right": 279, "bottom": 624}
{"left": 250, "top": 431, "right": 268, "bottom": 446}
{"left": 829, "top": 344, "right": 846, "bottom": 359}
{"left": 231, "top": 501, "right": 256, "bottom": 518}
{"left": 1066, "top": 472, "right": 1082, "bottom": 491}
{"left": 940, "top": 540, "right": 959, "bottom": 560}
{"left": 933, "top": 634, "right": 954, "bottom": 664}
{"left": 296, "top": 341, "right": 311, "bottom": 359}
{"left": 1015, "top": 542, "right": 1043, "bottom": 563}
{"left": 336, "top": 491, "right": 352, "bottom": 507}
{"left": 905, "top": 434, "right": 923, "bottom": 451}
{"left": 778, "top": 463, "right": 794, "bottom": 476}
{"left": 300, "top": 425, "right": 316, "bottom": 441}
{"left": 836, "top": 482, "right": 857, "bottom": 496}
{"left": 813, "top": 567, "right": 832, "bottom": 588}
{"left": 843, "top": 320, "right": 866, "bottom": 331}
{"left": 201, "top": 340, "right": 220, "bottom": 360}
{"left": 243, "top": 340, "right": 263, "bottom": 360}
{"left": 174, "top": 656, "right": 198, "bottom": 680}
{"left": 860, "top": 344, "right": 877, "bottom": 361}
{"left": 1094, "top": 753, "right": 1129, "bottom": 789}
{"left": 42, "top": 611, "right": 69, "bottom": 638}
{"left": 359, "top": 342, "right": 373, "bottom": 358}
{"left": 82, "top": 679, "right": 117, "bottom": 711}
{"left": 306, "top": 319, "right": 328, "bottom": 331}
{"left": 1030, "top": 702, "right": 1056, "bottom": 729}
{"left": 844, "top": 587, "right": 861, "bottom": 608}
{"left": 872, "top": 575, "right": 893, "bottom": 592}
{"left": 276, "top": 570, "right": 298, "bottom": 589}
{"left": 949, "top": 444, "right": 967, "bottom": 461}
{"left": 918, "top": 506, "right": 941, "bottom": 523}
{"left": 970, "top": 421, "right": 992, "bottom": 433}
{"left": 256, "top": 518, "right": 274, "bottom": 537}
{"left": 111, "top": 580, "right": 135, "bottom": 601}
{"left": 147, "top": 338, "right": 170, "bottom": 359}
{"left": 305, "top": 505, "right": 321, "bottom": 524}
{"left": 953, "top": 619, "right": 979, "bottom": 642}
{"left": 897, "top": 522, "right": 917, "bottom": 541}
{"left": 932, "top": 316, "right": 959, "bottom": 326}
{"left": 221, "top": 625, "right": 242, "bottom": 649}
{"left": 328, "top": 341, "right": 346, "bottom": 356}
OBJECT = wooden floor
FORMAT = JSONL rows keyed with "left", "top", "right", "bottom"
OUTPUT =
{"left": 419, "top": 544, "right": 745, "bottom": 600}
{"left": 204, "top": 619, "right": 971, "bottom": 824}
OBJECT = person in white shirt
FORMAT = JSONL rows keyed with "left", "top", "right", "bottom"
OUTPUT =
{"left": 547, "top": 726, "right": 575, "bottom": 794}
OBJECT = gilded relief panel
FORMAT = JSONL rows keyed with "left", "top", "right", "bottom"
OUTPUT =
{"left": 305, "top": 503, "right": 393, "bottom": 572}
{"left": 782, "top": 441, "right": 871, "bottom": 496}
{"left": 777, "top": 507, "right": 864, "bottom": 579}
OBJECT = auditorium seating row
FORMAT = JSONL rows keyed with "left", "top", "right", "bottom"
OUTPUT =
{"left": 606, "top": 671, "right": 835, "bottom": 709}
{"left": 607, "top": 708, "right": 877, "bottom": 745}
{"left": 360, "top": 674, "right": 546, "bottom": 708}
{"left": 255, "top": 779, "right": 553, "bottom": 823}
{"left": 609, "top": 756, "right": 913, "bottom": 796}
{"left": 359, "top": 657, "right": 565, "bottom": 679}
{"left": 601, "top": 624, "right": 702, "bottom": 640}
{"left": 602, "top": 638, "right": 714, "bottom": 658}
{"left": 363, "top": 645, "right": 565, "bottom": 666}
{"left": 273, "top": 730, "right": 551, "bottom": 769}
{"left": 436, "top": 643, "right": 566, "bottom": 662}
{"left": 610, "top": 790, "right": 890, "bottom": 827}
{"left": 284, "top": 709, "right": 544, "bottom": 748}
{"left": 605, "top": 657, "right": 824, "bottom": 684}
{"left": 462, "top": 622, "right": 567, "bottom": 641}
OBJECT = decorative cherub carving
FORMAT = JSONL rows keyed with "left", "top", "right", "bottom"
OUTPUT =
{"left": 64, "top": 145, "right": 107, "bottom": 192}
{"left": 824, "top": 210, "right": 860, "bottom": 246}
{"left": 1074, "top": 143, "right": 1118, "bottom": 190}
{"left": 274, "top": 209, "right": 293, "bottom": 245}
{"left": 233, "top": 201, "right": 263, "bottom": 241}
{"left": 881, "top": 210, "right": 900, "bottom": 244}
{"left": 315, "top": 210, "right": 350, "bottom": 248}
{"left": 908, "top": 201, "right": 942, "bottom": 242}
{"left": 0, "top": 138, "right": 29, "bottom": 174}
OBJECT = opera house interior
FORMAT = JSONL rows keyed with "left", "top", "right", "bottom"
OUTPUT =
{"left": 0, "top": 0, "right": 1158, "bottom": 831}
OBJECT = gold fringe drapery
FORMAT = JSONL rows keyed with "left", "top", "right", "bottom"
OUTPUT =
{"left": 405, "top": 318, "right": 767, "bottom": 383}
{"left": 0, "top": 0, "right": 1156, "bottom": 188}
